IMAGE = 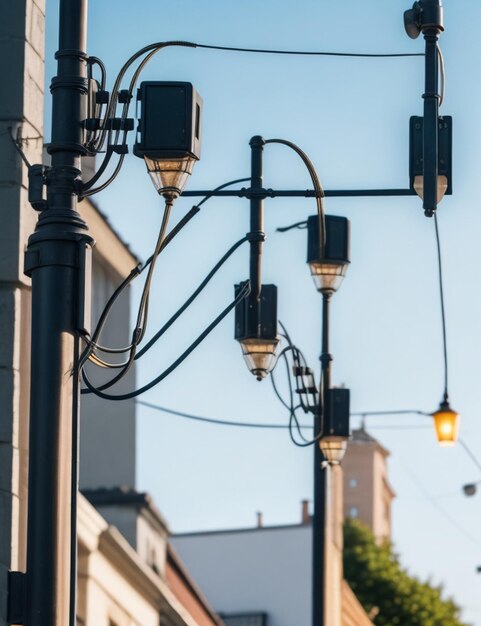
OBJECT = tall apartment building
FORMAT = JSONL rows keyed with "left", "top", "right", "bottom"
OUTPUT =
{"left": 342, "top": 427, "right": 395, "bottom": 544}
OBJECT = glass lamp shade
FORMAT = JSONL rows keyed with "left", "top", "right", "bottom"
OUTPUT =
{"left": 144, "top": 155, "right": 197, "bottom": 198}
{"left": 309, "top": 261, "right": 349, "bottom": 294}
{"left": 239, "top": 337, "right": 279, "bottom": 381}
{"left": 319, "top": 436, "right": 348, "bottom": 465}
{"left": 432, "top": 401, "right": 460, "bottom": 446}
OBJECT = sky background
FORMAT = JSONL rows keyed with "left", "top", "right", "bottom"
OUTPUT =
{"left": 45, "top": 1, "right": 481, "bottom": 623}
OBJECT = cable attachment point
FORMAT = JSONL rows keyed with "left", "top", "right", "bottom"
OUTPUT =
{"left": 246, "top": 231, "right": 266, "bottom": 243}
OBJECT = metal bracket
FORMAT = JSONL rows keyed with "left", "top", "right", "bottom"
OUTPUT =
{"left": 28, "top": 164, "right": 49, "bottom": 212}
{"left": 7, "top": 571, "right": 25, "bottom": 625}
{"left": 409, "top": 115, "right": 452, "bottom": 195}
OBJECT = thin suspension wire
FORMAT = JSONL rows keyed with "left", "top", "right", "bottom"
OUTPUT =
{"left": 133, "top": 401, "right": 481, "bottom": 478}
{"left": 195, "top": 42, "right": 424, "bottom": 58}
{"left": 459, "top": 438, "right": 481, "bottom": 476}
{"left": 88, "top": 39, "right": 423, "bottom": 182}
{"left": 351, "top": 409, "right": 431, "bottom": 417}
{"left": 137, "top": 400, "right": 290, "bottom": 429}
{"left": 434, "top": 213, "right": 449, "bottom": 401}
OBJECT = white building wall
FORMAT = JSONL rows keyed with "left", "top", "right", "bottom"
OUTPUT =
{"left": 173, "top": 525, "right": 312, "bottom": 626}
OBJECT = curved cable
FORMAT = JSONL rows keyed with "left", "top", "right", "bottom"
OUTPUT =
{"left": 81, "top": 282, "right": 251, "bottom": 400}
{"left": 88, "top": 39, "right": 423, "bottom": 182}
{"left": 196, "top": 177, "right": 251, "bottom": 207}
{"left": 91, "top": 234, "right": 251, "bottom": 392}
{"left": 265, "top": 138, "right": 325, "bottom": 255}
{"left": 80, "top": 177, "right": 249, "bottom": 368}
{"left": 437, "top": 45, "right": 445, "bottom": 108}
{"left": 434, "top": 213, "right": 449, "bottom": 401}
{"left": 135, "top": 234, "right": 250, "bottom": 359}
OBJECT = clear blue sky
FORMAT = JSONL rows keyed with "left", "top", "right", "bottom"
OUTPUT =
{"left": 45, "top": 1, "right": 481, "bottom": 623}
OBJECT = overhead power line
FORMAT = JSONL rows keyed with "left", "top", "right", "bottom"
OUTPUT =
{"left": 195, "top": 42, "right": 424, "bottom": 59}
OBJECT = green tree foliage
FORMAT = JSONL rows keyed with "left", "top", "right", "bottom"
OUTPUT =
{"left": 343, "top": 519, "right": 469, "bottom": 626}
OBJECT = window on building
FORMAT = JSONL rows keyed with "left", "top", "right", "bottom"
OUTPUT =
{"left": 349, "top": 507, "right": 359, "bottom": 519}
{"left": 221, "top": 613, "right": 268, "bottom": 626}
{"left": 349, "top": 478, "right": 358, "bottom": 488}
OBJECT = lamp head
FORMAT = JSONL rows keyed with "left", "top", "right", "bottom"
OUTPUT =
{"left": 432, "top": 399, "right": 460, "bottom": 446}
{"left": 320, "top": 388, "right": 351, "bottom": 465}
{"left": 239, "top": 337, "right": 279, "bottom": 381}
{"left": 320, "top": 436, "right": 348, "bottom": 465}
{"left": 234, "top": 284, "right": 279, "bottom": 381}
{"left": 307, "top": 215, "right": 350, "bottom": 294}
{"left": 134, "top": 81, "right": 202, "bottom": 199}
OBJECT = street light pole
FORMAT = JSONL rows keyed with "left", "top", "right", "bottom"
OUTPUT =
{"left": 22, "top": 1, "right": 92, "bottom": 624}
{"left": 312, "top": 292, "right": 332, "bottom": 626}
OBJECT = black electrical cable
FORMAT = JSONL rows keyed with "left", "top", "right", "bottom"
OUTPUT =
{"left": 135, "top": 200, "right": 173, "bottom": 343}
{"left": 434, "top": 213, "right": 449, "bottom": 402}
{"left": 196, "top": 177, "right": 251, "bottom": 207}
{"left": 87, "top": 234, "right": 252, "bottom": 392}
{"left": 270, "top": 364, "right": 292, "bottom": 411}
{"left": 132, "top": 404, "right": 429, "bottom": 431}
{"left": 81, "top": 282, "right": 250, "bottom": 400}
{"left": 194, "top": 42, "right": 424, "bottom": 58}
{"left": 279, "top": 349, "right": 320, "bottom": 447}
{"left": 278, "top": 321, "right": 318, "bottom": 412}
{"left": 135, "top": 234, "right": 250, "bottom": 360}
{"left": 87, "top": 56, "right": 106, "bottom": 91}
{"left": 265, "top": 138, "right": 325, "bottom": 253}
{"left": 137, "top": 400, "right": 291, "bottom": 429}
{"left": 80, "top": 177, "right": 248, "bottom": 367}
{"left": 84, "top": 200, "right": 173, "bottom": 382}
{"left": 80, "top": 199, "right": 173, "bottom": 372}
{"left": 276, "top": 220, "right": 308, "bottom": 233}
{"left": 90, "top": 38, "right": 423, "bottom": 178}
{"left": 81, "top": 151, "right": 126, "bottom": 197}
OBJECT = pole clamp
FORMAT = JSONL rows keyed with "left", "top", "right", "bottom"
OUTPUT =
{"left": 246, "top": 231, "right": 266, "bottom": 243}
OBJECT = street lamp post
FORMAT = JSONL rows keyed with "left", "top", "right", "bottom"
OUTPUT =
{"left": 20, "top": 1, "right": 91, "bottom": 625}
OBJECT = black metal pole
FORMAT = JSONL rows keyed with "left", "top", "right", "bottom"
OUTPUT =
{"left": 24, "top": 1, "right": 91, "bottom": 625}
{"left": 247, "top": 135, "right": 265, "bottom": 336}
{"left": 312, "top": 292, "right": 332, "bottom": 626}
{"left": 181, "top": 187, "right": 419, "bottom": 198}
{"left": 421, "top": 0, "right": 443, "bottom": 217}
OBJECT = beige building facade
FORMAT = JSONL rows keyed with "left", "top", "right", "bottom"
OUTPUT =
{"left": 78, "top": 493, "right": 221, "bottom": 626}
{"left": 342, "top": 428, "right": 395, "bottom": 543}
{"left": 0, "top": 2, "right": 45, "bottom": 623}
